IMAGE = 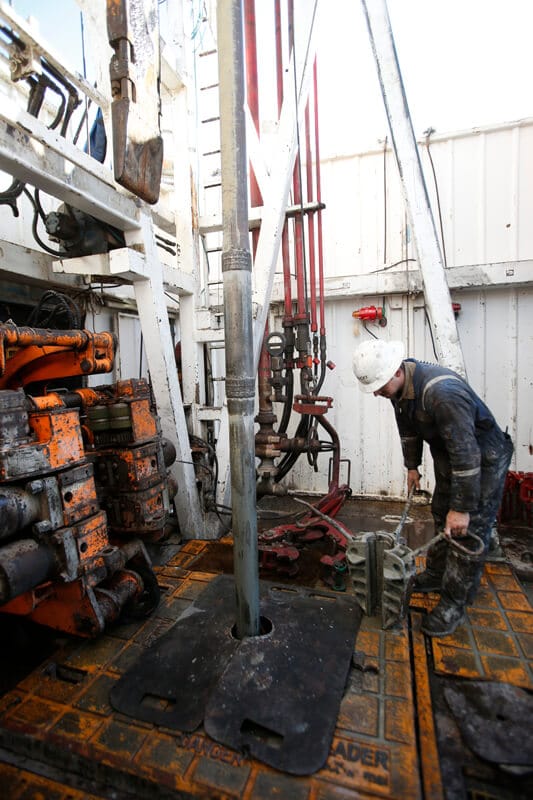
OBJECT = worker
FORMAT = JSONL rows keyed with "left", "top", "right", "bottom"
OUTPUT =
{"left": 352, "top": 339, "right": 513, "bottom": 637}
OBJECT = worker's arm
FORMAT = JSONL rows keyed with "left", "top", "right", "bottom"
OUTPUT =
{"left": 393, "top": 400, "right": 423, "bottom": 474}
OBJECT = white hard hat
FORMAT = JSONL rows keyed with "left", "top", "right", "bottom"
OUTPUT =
{"left": 352, "top": 339, "right": 405, "bottom": 393}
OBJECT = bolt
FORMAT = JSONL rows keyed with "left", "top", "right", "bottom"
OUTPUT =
{"left": 33, "top": 520, "right": 53, "bottom": 535}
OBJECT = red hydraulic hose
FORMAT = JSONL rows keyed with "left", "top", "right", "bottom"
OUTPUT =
{"left": 292, "top": 165, "right": 306, "bottom": 319}
{"left": 313, "top": 58, "right": 326, "bottom": 336}
{"left": 244, "top": 0, "right": 262, "bottom": 257}
{"left": 282, "top": 228, "right": 293, "bottom": 320}
{"left": 274, "top": 0, "right": 283, "bottom": 116}
{"left": 275, "top": 0, "right": 293, "bottom": 320}
{"left": 288, "top": 0, "right": 306, "bottom": 321}
{"left": 305, "top": 98, "right": 317, "bottom": 333}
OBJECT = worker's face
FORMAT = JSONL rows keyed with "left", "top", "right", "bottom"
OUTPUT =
{"left": 373, "top": 369, "right": 404, "bottom": 398}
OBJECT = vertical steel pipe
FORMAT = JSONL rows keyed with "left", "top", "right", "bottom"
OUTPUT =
{"left": 217, "top": 0, "right": 260, "bottom": 638}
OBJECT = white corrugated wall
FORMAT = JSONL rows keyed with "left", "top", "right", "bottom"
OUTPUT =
{"left": 273, "top": 120, "right": 533, "bottom": 498}
{"left": 278, "top": 286, "right": 532, "bottom": 499}
{"left": 115, "top": 119, "right": 533, "bottom": 500}
{"left": 319, "top": 120, "right": 533, "bottom": 278}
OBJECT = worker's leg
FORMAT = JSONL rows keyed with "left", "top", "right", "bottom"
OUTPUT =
{"left": 412, "top": 537, "right": 448, "bottom": 592}
{"left": 422, "top": 431, "right": 513, "bottom": 636}
{"left": 421, "top": 545, "right": 483, "bottom": 636}
{"left": 463, "top": 431, "right": 514, "bottom": 602}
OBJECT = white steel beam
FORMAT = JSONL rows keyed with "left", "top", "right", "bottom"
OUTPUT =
{"left": 244, "top": 104, "right": 272, "bottom": 201}
{"left": 0, "top": 109, "right": 140, "bottom": 231}
{"left": 362, "top": 0, "right": 466, "bottom": 377}
{"left": 161, "top": 0, "right": 216, "bottom": 526}
{"left": 0, "top": 240, "right": 84, "bottom": 288}
{"left": 127, "top": 211, "right": 204, "bottom": 536}
{"left": 52, "top": 250, "right": 195, "bottom": 295}
{"left": 268, "top": 260, "right": 533, "bottom": 303}
{"left": 53, "top": 250, "right": 148, "bottom": 282}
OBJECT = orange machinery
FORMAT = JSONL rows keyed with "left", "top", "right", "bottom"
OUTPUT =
{"left": 0, "top": 322, "right": 176, "bottom": 636}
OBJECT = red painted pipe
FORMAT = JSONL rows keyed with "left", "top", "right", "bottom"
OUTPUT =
{"left": 275, "top": 0, "right": 293, "bottom": 320}
{"left": 244, "top": 0, "right": 261, "bottom": 256}
{"left": 313, "top": 59, "right": 326, "bottom": 336}
{"left": 287, "top": 0, "right": 306, "bottom": 320}
{"left": 305, "top": 98, "right": 317, "bottom": 333}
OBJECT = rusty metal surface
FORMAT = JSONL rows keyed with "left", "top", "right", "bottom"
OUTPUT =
{"left": 106, "top": 0, "right": 163, "bottom": 204}
{"left": 418, "top": 637, "right": 533, "bottom": 799}
{"left": 0, "top": 352, "right": 167, "bottom": 637}
{"left": 0, "top": 324, "right": 116, "bottom": 387}
{"left": 0, "top": 540, "right": 426, "bottom": 798}
{"left": 410, "top": 615, "right": 444, "bottom": 800}
{"left": 410, "top": 556, "right": 533, "bottom": 799}
{"left": 0, "top": 404, "right": 86, "bottom": 481}
{"left": 0, "top": 760, "right": 107, "bottom": 800}
{"left": 1, "top": 499, "right": 532, "bottom": 799}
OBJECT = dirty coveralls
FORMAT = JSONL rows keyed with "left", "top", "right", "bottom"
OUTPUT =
{"left": 392, "top": 359, "right": 513, "bottom": 614}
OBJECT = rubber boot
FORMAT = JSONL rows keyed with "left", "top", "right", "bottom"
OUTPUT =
{"left": 411, "top": 535, "right": 448, "bottom": 594}
{"left": 411, "top": 570, "right": 442, "bottom": 593}
{"left": 421, "top": 546, "right": 484, "bottom": 637}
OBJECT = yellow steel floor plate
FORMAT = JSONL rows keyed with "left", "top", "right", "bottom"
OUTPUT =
{"left": 410, "top": 561, "right": 533, "bottom": 690}
{"left": 0, "top": 761, "right": 105, "bottom": 800}
{"left": 0, "top": 541, "right": 531, "bottom": 799}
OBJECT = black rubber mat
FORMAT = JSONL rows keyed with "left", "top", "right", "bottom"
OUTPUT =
{"left": 444, "top": 681, "right": 533, "bottom": 767}
{"left": 110, "top": 575, "right": 362, "bottom": 774}
{"left": 205, "top": 579, "right": 362, "bottom": 775}
{"left": 109, "top": 575, "right": 240, "bottom": 731}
